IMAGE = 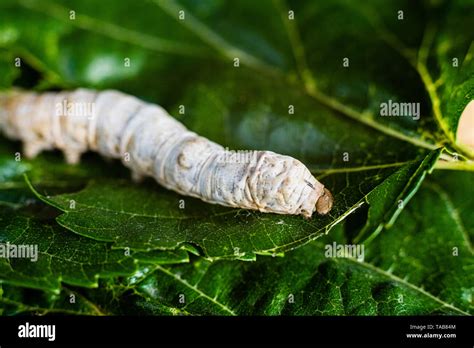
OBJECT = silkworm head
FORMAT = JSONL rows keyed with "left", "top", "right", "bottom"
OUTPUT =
{"left": 315, "top": 188, "right": 333, "bottom": 215}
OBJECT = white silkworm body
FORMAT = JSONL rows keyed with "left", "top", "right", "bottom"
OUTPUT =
{"left": 0, "top": 89, "right": 333, "bottom": 218}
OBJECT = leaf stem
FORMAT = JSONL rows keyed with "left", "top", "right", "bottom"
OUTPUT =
{"left": 435, "top": 159, "right": 474, "bottom": 172}
{"left": 273, "top": 0, "right": 316, "bottom": 90}
{"left": 303, "top": 86, "right": 440, "bottom": 151}
{"left": 311, "top": 161, "right": 410, "bottom": 178}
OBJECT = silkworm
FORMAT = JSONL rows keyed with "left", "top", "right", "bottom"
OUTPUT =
{"left": 0, "top": 89, "right": 333, "bottom": 218}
